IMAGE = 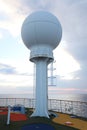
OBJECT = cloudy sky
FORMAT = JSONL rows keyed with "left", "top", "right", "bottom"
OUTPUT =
{"left": 0, "top": 0, "right": 87, "bottom": 96}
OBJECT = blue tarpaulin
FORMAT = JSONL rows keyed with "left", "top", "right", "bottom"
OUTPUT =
{"left": 21, "top": 123, "right": 55, "bottom": 130}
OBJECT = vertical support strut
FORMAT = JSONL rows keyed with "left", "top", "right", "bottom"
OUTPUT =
{"left": 31, "top": 58, "right": 49, "bottom": 118}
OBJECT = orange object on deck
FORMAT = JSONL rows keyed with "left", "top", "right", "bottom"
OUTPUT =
{"left": 10, "top": 113, "right": 27, "bottom": 121}
{"left": 0, "top": 111, "right": 7, "bottom": 115}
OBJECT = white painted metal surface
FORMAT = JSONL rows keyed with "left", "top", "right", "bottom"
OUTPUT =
{"left": 7, "top": 105, "right": 11, "bottom": 125}
{"left": 21, "top": 11, "right": 62, "bottom": 118}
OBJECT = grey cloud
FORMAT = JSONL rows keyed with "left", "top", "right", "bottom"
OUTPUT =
{"left": 62, "top": 1, "right": 87, "bottom": 63}
{"left": 0, "top": 63, "right": 16, "bottom": 75}
{"left": 0, "top": 63, "right": 31, "bottom": 76}
{"left": 19, "top": 0, "right": 51, "bottom": 13}
{"left": 56, "top": 74, "right": 87, "bottom": 90}
{"left": 21, "top": 0, "right": 87, "bottom": 91}
{"left": 48, "top": 0, "right": 87, "bottom": 91}
{"left": 1, "top": 0, "right": 86, "bottom": 93}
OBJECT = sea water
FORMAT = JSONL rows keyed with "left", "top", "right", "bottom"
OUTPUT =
{"left": 0, "top": 93, "right": 87, "bottom": 102}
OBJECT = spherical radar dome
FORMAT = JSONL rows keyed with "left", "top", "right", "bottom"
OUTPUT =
{"left": 21, "top": 11, "right": 62, "bottom": 50}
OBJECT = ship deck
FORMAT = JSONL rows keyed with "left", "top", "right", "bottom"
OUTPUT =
{"left": 0, "top": 108, "right": 87, "bottom": 130}
{"left": 53, "top": 112, "right": 87, "bottom": 130}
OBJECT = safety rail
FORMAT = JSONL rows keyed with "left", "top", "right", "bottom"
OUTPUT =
{"left": 0, "top": 98, "right": 87, "bottom": 118}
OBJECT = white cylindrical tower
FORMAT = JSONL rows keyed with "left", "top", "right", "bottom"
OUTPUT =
{"left": 21, "top": 11, "right": 62, "bottom": 118}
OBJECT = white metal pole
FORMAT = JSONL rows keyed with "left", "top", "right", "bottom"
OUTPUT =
{"left": 31, "top": 58, "right": 49, "bottom": 118}
{"left": 7, "top": 105, "right": 11, "bottom": 125}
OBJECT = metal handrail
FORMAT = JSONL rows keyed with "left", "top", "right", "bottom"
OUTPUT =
{"left": 0, "top": 98, "right": 87, "bottom": 118}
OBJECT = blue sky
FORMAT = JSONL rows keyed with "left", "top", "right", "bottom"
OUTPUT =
{"left": 0, "top": 0, "right": 87, "bottom": 95}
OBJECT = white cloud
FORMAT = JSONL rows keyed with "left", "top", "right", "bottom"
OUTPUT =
{"left": 0, "top": 59, "right": 34, "bottom": 91}
{"left": 54, "top": 43, "right": 80, "bottom": 79}
{"left": 0, "top": 32, "right": 3, "bottom": 39}
{"left": 0, "top": 0, "right": 31, "bottom": 37}
{"left": 0, "top": 0, "right": 87, "bottom": 94}
{"left": 0, "top": 73, "right": 33, "bottom": 87}
{"left": 0, "top": 58, "right": 34, "bottom": 74}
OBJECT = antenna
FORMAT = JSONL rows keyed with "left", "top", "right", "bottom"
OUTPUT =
{"left": 21, "top": 11, "right": 62, "bottom": 118}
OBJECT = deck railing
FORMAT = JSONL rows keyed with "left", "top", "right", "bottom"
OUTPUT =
{"left": 0, "top": 98, "right": 87, "bottom": 118}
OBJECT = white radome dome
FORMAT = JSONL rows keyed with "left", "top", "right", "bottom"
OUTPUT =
{"left": 21, "top": 11, "right": 62, "bottom": 50}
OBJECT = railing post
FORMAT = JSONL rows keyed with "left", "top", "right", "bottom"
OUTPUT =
{"left": 60, "top": 100, "right": 62, "bottom": 112}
